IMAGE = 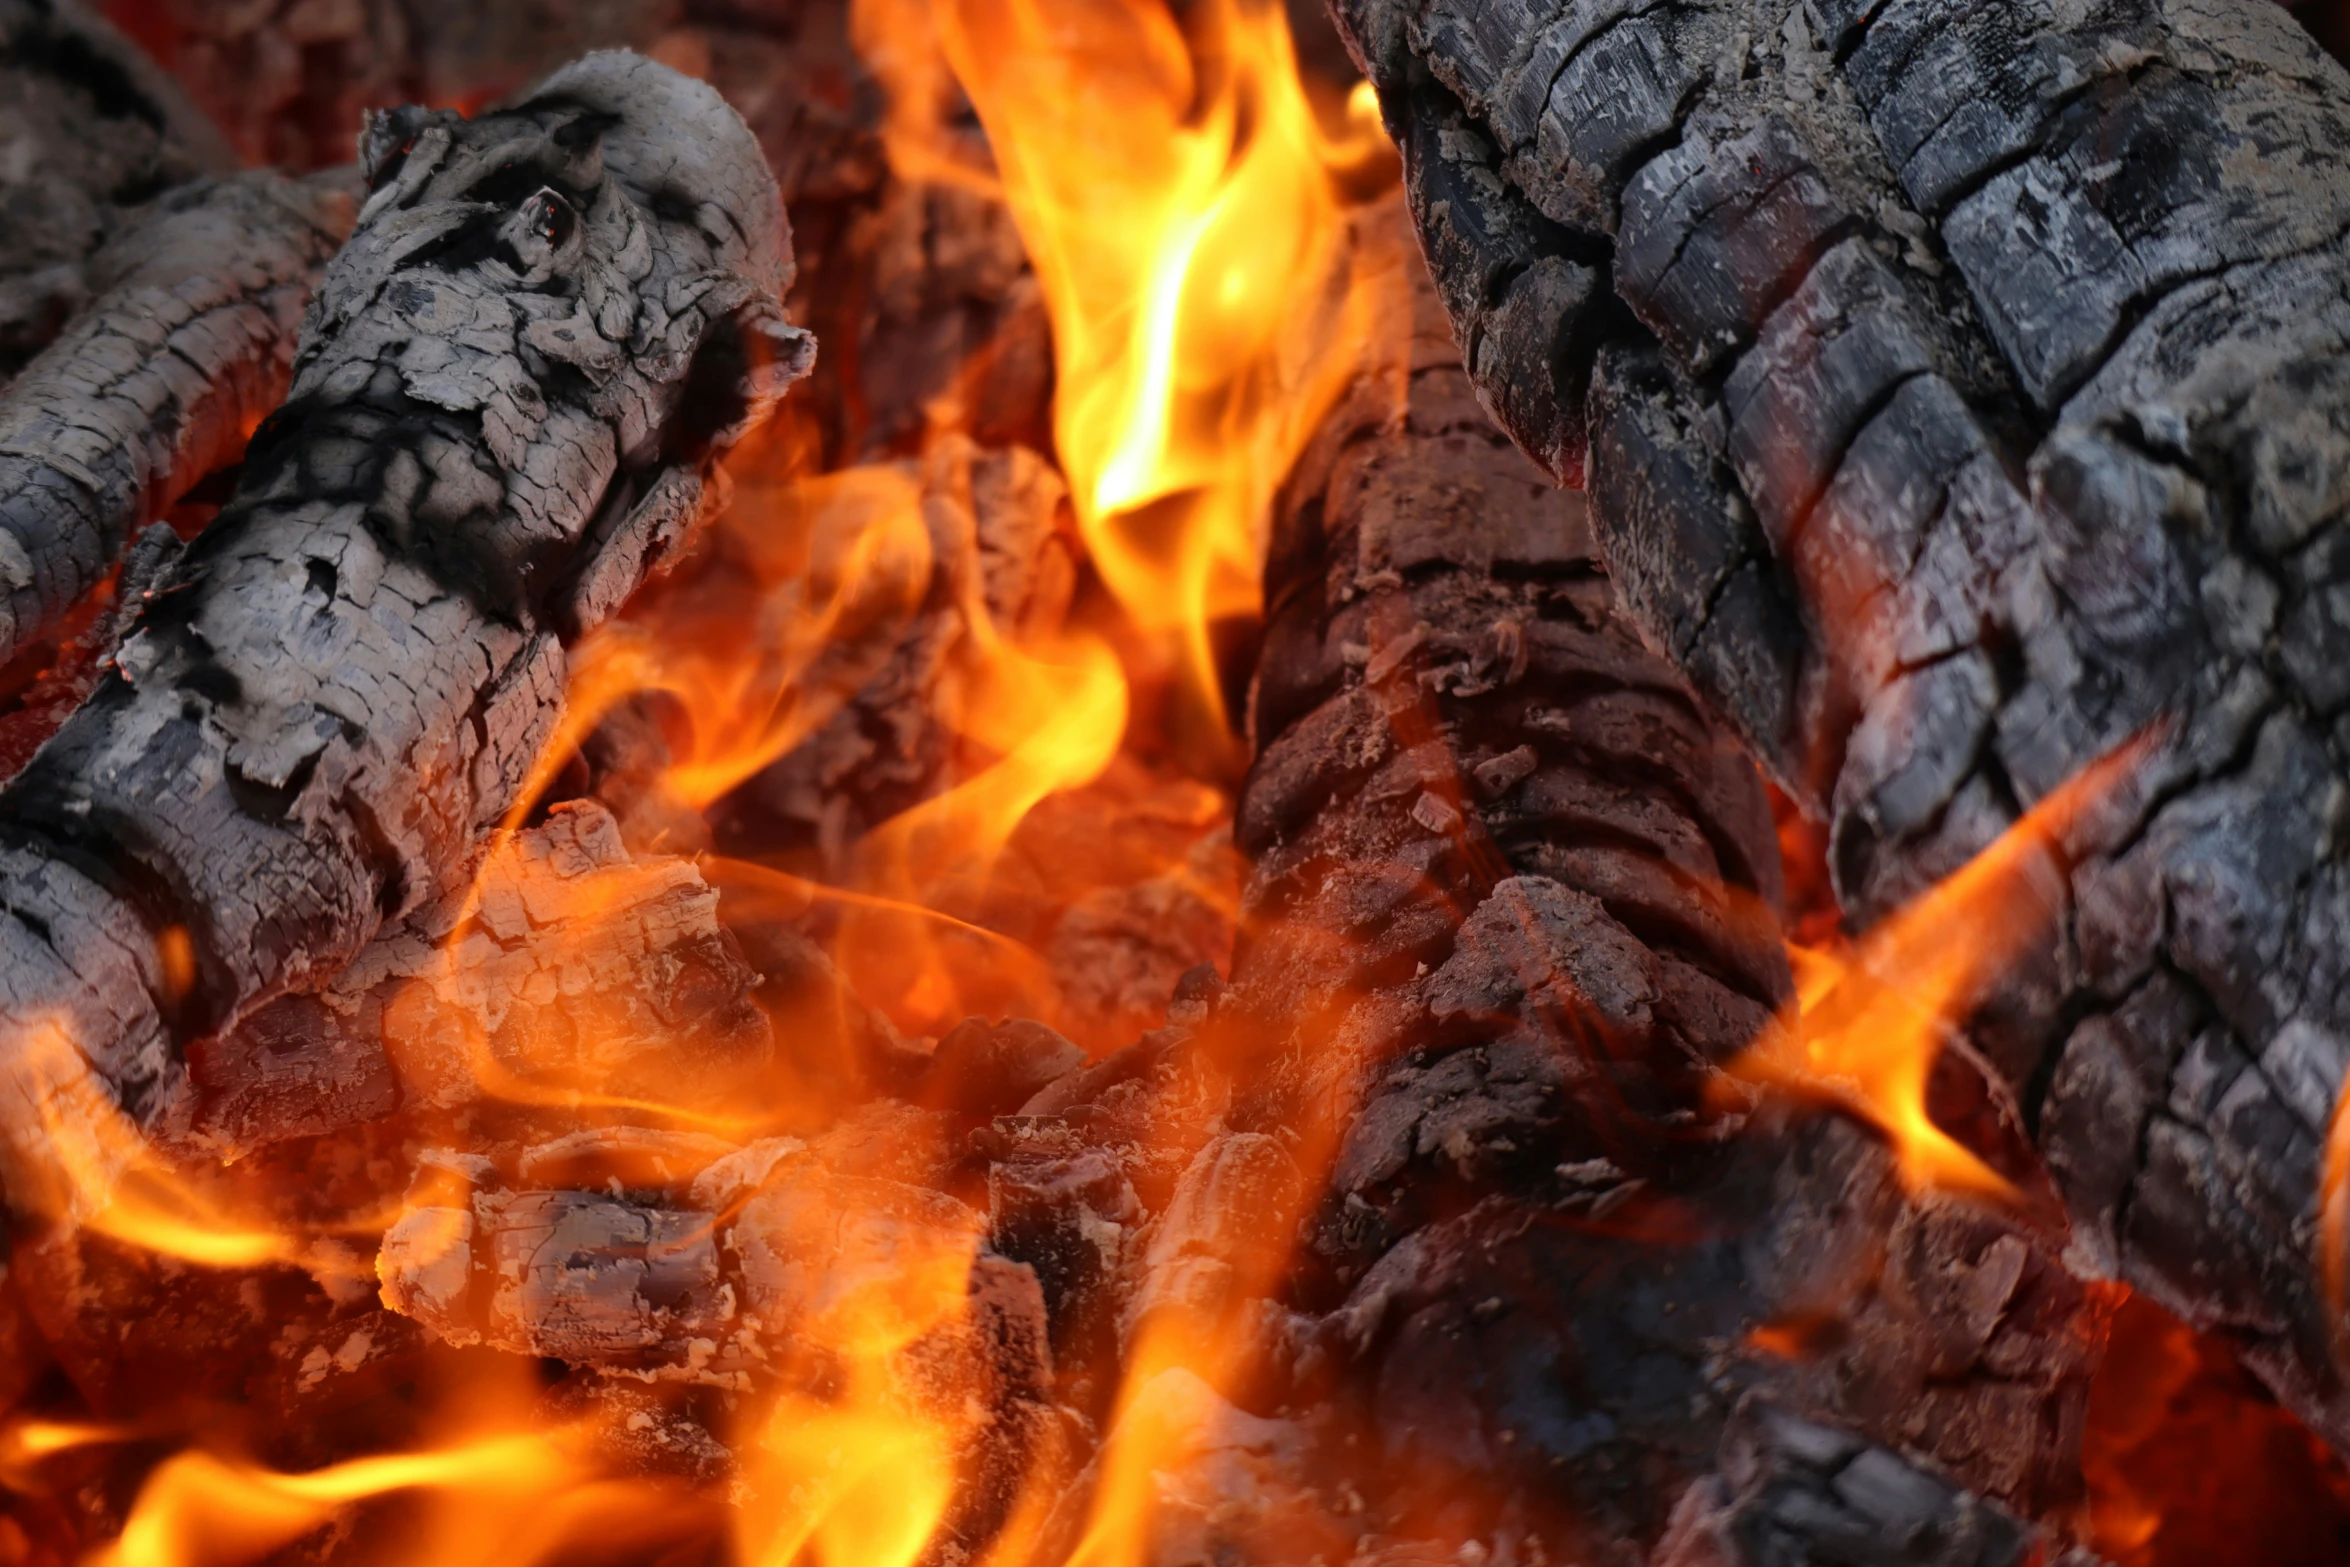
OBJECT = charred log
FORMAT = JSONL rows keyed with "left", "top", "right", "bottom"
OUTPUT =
{"left": 0, "top": 0, "right": 234, "bottom": 376}
{"left": 0, "top": 170, "right": 353, "bottom": 675}
{"left": 1327, "top": 0, "right": 2350, "bottom": 1457}
{"left": 0, "top": 51, "right": 811, "bottom": 1226}
{"left": 1192, "top": 217, "right": 2093, "bottom": 1561}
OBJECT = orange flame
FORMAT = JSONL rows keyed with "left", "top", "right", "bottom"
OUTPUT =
{"left": 1731, "top": 731, "right": 2160, "bottom": 1198}
{"left": 730, "top": 1175, "right": 982, "bottom": 1567}
{"left": 95, "top": 1434, "right": 592, "bottom": 1567}
{"left": 907, "top": 0, "right": 1393, "bottom": 743}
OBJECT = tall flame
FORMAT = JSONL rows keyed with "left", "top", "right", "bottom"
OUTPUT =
{"left": 907, "top": 0, "right": 1393, "bottom": 745}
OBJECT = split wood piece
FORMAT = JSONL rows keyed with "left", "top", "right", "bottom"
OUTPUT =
{"left": 1327, "top": 0, "right": 2350, "bottom": 1454}
{"left": 0, "top": 171, "right": 354, "bottom": 674}
{"left": 0, "top": 0, "right": 235, "bottom": 377}
{"left": 968, "top": 217, "right": 2097, "bottom": 1563}
{"left": 0, "top": 51, "right": 812, "bottom": 1225}
{"left": 189, "top": 797, "right": 771, "bottom": 1153}
{"left": 374, "top": 1100, "right": 1065, "bottom": 1549}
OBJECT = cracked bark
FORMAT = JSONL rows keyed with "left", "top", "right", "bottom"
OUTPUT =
{"left": 0, "top": 0, "right": 235, "bottom": 376}
{"left": 1326, "top": 0, "right": 2350, "bottom": 1458}
{"left": 0, "top": 51, "right": 812, "bottom": 1226}
{"left": 1186, "top": 213, "right": 2094, "bottom": 1565}
{"left": 190, "top": 796, "right": 770, "bottom": 1154}
{"left": 0, "top": 169, "right": 355, "bottom": 675}
{"left": 12, "top": 795, "right": 769, "bottom": 1427}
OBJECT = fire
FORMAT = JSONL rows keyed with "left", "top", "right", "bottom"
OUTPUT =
{"left": 730, "top": 1173, "right": 981, "bottom": 1567}
{"left": 1730, "top": 731, "right": 2160, "bottom": 1198}
{"left": 0, "top": 1398, "right": 689, "bottom": 1567}
{"left": 4, "top": 1012, "right": 304, "bottom": 1270}
{"left": 97, "top": 1433, "right": 585, "bottom": 1567}
{"left": 901, "top": 0, "right": 1394, "bottom": 745}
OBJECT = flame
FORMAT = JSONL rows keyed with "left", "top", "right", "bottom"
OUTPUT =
{"left": 1730, "top": 731, "right": 2159, "bottom": 1198}
{"left": 95, "top": 1434, "right": 589, "bottom": 1567}
{"left": 554, "top": 465, "right": 943, "bottom": 823}
{"left": 2, "top": 1011, "right": 306, "bottom": 1268}
{"left": 907, "top": 0, "right": 1393, "bottom": 741}
{"left": 729, "top": 1166, "right": 985, "bottom": 1567}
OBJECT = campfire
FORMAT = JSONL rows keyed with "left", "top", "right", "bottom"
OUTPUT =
{"left": 3, "top": 0, "right": 2350, "bottom": 1561}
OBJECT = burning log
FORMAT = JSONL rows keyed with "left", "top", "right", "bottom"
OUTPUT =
{"left": 1328, "top": 0, "right": 2350, "bottom": 1459}
{"left": 4, "top": 793, "right": 769, "bottom": 1427}
{"left": 0, "top": 52, "right": 811, "bottom": 1228}
{"left": 0, "top": 171, "right": 353, "bottom": 672}
{"left": 193, "top": 798, "right": 771, "bottom": 1150}
{"left": 1225, "top": 225, "right": 2100, "bottom": 1561}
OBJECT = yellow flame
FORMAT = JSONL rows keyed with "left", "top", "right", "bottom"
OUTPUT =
{"left": 731, "top": 1171, "right": 985, "bottom": 1567}
{"left": 1732, "top": 731, "right": 2160, "bottom": 1198}
{"left": 920, "top": 0, "right": 1393, "bottom": 739}
{"left": 557, "top": 465, "right": 943, "bottom": 818}
{"left": 92, "top": 1431, "right": 613, "bottom": 1567}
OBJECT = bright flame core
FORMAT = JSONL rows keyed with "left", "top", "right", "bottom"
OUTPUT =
{"left": 906, "top": 0, "right": 1393, "bottom": 740}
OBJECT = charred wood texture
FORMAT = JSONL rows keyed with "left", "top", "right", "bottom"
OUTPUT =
{"left": 0, "top": 0, "right": 234, "bottom": 374}
{"left": 1327, "top": 0, "right": 2350, "bottom": 1457}
{"left": 1191, "top": 221, "right": 2097, "bottom": 1561}
{"left": 100, "top": 0, "right": 1057, "bottom": 466}
{"left": 0, "top": 171, "right": 353, "bottom": 674}
{"left": 0, "top": 52, "right": 811, "bottom": 1223}
{"left": 195, "top": 797, "right": 770, "bottom": 1151}
{"left": 5, "top": 795, "right": 766, "bottom": 1441}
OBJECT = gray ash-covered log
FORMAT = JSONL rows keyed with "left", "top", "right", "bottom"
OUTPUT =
{"left": 0, "top": 50, "right": 811, "bottom": 1225}
{"left": 0, "top": 171, "right": 354, "bottom": 675}
{"left": 0, "top": 0, "right": 235, "bottom": 376}
{"left": 1328, "top": 0, "right": 2350, "bottom": 1460}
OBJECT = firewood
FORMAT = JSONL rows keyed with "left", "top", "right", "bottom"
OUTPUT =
{"left": 1329, "top": 0, "right": 2350, "bottom": 1458}
{"left": 703, "top": 432, "right": 1080, "bottom": 869}
{"left": 374, "top": 1102, "right": 1065, "bottom": 1552}
{"left": 0, "top": 0, "right": 235, "bottom": 377}
{"left": 190, "top": 798, "right": 770, "bottom": 1152}
{"left": 2, "top": 794, "right": 764, "bottom": 1434}
{"left": 0, "top": 171, "right": 354, "bottom": 674}
{"left": 1011, "top": 215, "right": 2097, "bottom": 1562}
{"left": 0, "top": 52, "right": 811, "bottom": 1227}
